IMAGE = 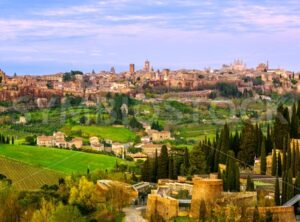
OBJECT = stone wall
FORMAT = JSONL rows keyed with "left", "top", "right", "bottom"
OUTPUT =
{"left": 245, "top": 206, "right": 296, "bottom": 222}
{"left": 190, "top": 178, "right": 223, "bottom": 218}
{"left": 146, "top": 194, "right": 179, "bottom": 221}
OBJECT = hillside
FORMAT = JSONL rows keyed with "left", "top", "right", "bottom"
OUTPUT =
{"left": 0, "top": 145, "right": 127, "bottom": 174}
{"left": 0, "top": 156, "right": 62, "bottom": 190}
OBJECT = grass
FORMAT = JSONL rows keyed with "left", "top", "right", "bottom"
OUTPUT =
{"left": 0, "top": 144, "right": 129, "bottom": 175}
{"left": 172, "top": 217, "right": 196, "bottom": 222}
{"left": 63, "top": 125, "right": 137, "bottom": 143}
{"left": 0, "top": 156, "right": 62, "bottom": 190}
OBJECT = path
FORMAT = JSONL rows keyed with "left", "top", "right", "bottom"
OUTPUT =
{"left": 123, "top": 207, "right": 147, "bottom": 222}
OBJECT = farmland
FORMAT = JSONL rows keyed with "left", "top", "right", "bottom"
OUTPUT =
{"left": 0, "top": 156, "right": 62, "bottom": 190}
{"left": 0, "top": 144, "right": 128, "bottom": 175}
{"left": 62, "top": 125, "right": 137, "bottom": 143}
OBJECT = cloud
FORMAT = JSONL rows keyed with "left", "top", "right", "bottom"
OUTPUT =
{"left": 34, "top": 5, "right": 100, "bottom": 16}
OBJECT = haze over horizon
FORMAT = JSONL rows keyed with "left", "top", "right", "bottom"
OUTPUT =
{"left": 1, "top": 0, "right": 300, "bottom": 75}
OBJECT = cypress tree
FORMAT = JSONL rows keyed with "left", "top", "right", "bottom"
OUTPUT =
{"left": 275, "top": 175, "right": 280, "bottom": 206}
{"left": 292, "top": 147, "right": 296, "bottom": 177}
{"left": 286, "top": 168, "right": 294, "bottom": 201}
{"left": 190, "top": 143, "right": 207, "bottom": 174}
{"left": 158, "top": 145, "right": 169, "bottom": 179}
{"left": 238, "top": 121, "right": 257, "bottom": 166}
{"left": 287, "top": 142, "right": 292, "bottom": 172}
{"left": 199, "top": 199, "right": 206, "bottom": 222}
{"left": 278, "top": 152, "right": 282, "bottom": 177}
{"left": 266, "top": 124, "right": 273, "bottom": 154}
{"left": 246, "top": 175, "right": 254, "bottom": 191}
{"left": 260, "top": 138, "right": 266, "bottom": 175}
{"left": 173, "top": 156, "right": 178, "bottom": 180}
{"left": 271, "top": 149, "right": 277, "bottom": 176}
{"left": 141, "top": 158, "right": 151, "bottom": 182}
{"left": 182, "top": 148, "right": 190, "bottom": 175}
{"left": 168, "top": 155, "right": 174, "bottom": 179}
{"left": 282, "top": 171, "right": 287, "bottom": 204}
{"left": 283, "top": 141, "right": 287, "bottom": 173}
{"left": 225, "top": 151, "right": 240, "bottom": 192}
{"left": 151, "top": 150, "right": 158, "bottom": 182}
{"left": 219, "top": 123, "right": 230, "bottom": 163}
{"left": 290, "top": 103, "right": 299, "bottom": 138}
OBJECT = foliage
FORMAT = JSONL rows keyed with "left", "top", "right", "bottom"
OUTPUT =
{"left": 216, "top": 82, "right": 241, "bottom": 98}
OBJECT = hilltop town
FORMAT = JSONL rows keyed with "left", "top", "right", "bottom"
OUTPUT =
{"left": 0, "top": 60, "right": 299, "bottom": 105}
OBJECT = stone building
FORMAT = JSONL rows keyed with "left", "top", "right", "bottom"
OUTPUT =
{"left": 190, "top": 177, "right": 223, "bottom": 218}
{"left": 37, "top": 132, "right": 83, "bottom": 149}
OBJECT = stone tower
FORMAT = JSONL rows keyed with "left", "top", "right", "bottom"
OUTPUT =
{"left": 190, "top": 177, "right": 223, "bottom": 219}
{"left": 129, "top": 64, "right": 135, "bottom": 74}
{"left": 144, "top": 60, "right": 150, "bottom": 72}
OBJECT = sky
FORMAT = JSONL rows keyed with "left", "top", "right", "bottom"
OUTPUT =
{"left": 0, "top": 0, "right": 300, "bottom": 75}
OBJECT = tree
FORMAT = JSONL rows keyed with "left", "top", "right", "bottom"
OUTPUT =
{"left": 271, "top": 149, "right": 277, "bottom": 176}
{"left": 246, "top": 175, "right": 254, "bottom": 191}
{"left": 273, "top": 105, "right": 290, "bottom": 149}
{"left": 157, "top": 145, "right": 169, "bottom": 179}
{"left": 238, "top": 121, "right": 257, "bottom": 166}
{"left": 278, "top": 152, "right": 282, "bottom": 177}
{"left": 219, "top": 123, "right": 230, "bottom": 163}
{"left": 25, "top": 135, "right": 36, "bottom": 145}
{"left": 181, "top": 148, "right": 190, "bottom": 175}
{"left": 260, "top": 138, "right": 267, "bottom": 175}
{"left": 68, "top": 176, "right": 98, "bottom": 215}
{"left": 79, "top": 116, "right": 87, "bottom": 125}
{"left": 151, "top": 150, "right": 158, "bottom": 182}
{"left": 141, "top": 159, "right": 151, "bottom": 182}
{"left": 290, "top": 103, "right": 299, "bottom": 138}
{"left": 189, "top": 144, "right": 207, "bottom": 175}
{"left": 50, "top": 204, "right": 86, "bottom": 222}
{"left": 275, "top": 175, "right": 281, "bottom": 206}
{"left": 31, "top": 198, "right": 55, "bottom": 222}
{"left": 266, "top": 124, "right": 273, "bottom": 154}
{"left": 199, "top": 199, "right": 206, "bottom": 222}
{"left": 224, "top": 151, "right": 240, "bottom": 192}
{"left": 129, "top": 117, "right": 143, "bottom": 130}
{"left": 294, "top": 171, "right": 300, "bottom": 195}
{"left": 168, "top": 155, "right": 174, "bottom": 179}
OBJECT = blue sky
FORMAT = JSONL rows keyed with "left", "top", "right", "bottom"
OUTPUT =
{"left": 0, "top": 0, "right": 300, "bottom": 75}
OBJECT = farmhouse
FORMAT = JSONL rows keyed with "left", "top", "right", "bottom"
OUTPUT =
{"left": 89, "top": 136, "right": 104, "bottom": 151}
{"left": 36, "top": 135, "right": 55, "bottom": 147}
{"left": 68, "top": 138, "right": 83, "bottom": 149}
{"left": 37, "top": 132, "right": 83, "bottom": 149}
{"left": 141, "top": 143, "right": 170, "bottom": 157}
{"left": 147, "top": 130, "right": 172, "bottom": 142}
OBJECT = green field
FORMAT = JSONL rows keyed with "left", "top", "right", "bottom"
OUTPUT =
{"left": 0, "top": 145, "right": 128, "bottom": 175}
{"left": 0, "top": 156, "right": 62, "bottom": 190}
{"left": 62, "top": 125, "right": 137, "bottom": 143}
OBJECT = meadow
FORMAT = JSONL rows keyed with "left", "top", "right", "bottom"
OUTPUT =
{"left": 62, "top": 125, "right": 137, "bottom": 143}
{"left": 0, "top": 144, "right": 128, "bottom": 175}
